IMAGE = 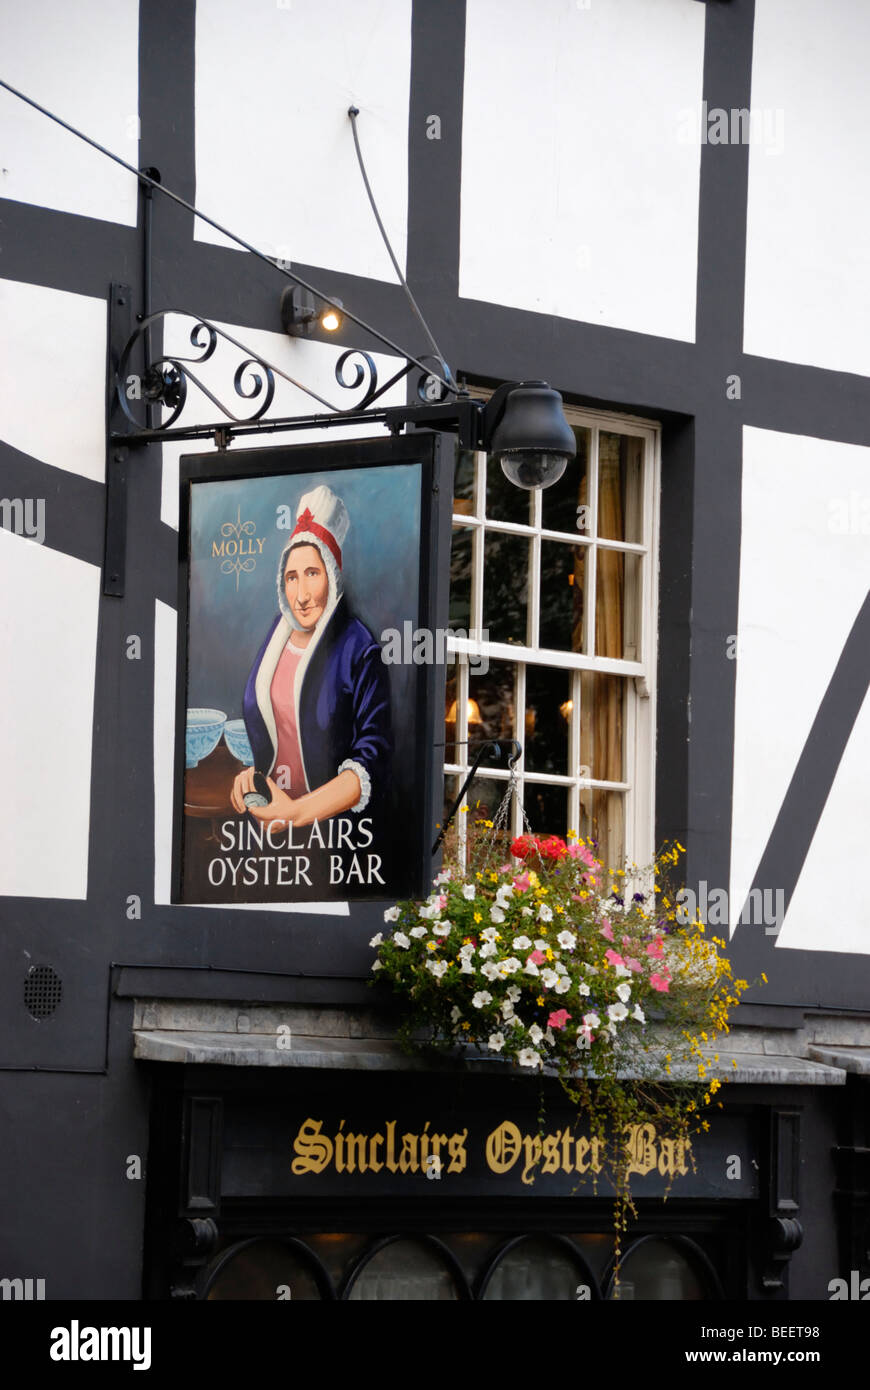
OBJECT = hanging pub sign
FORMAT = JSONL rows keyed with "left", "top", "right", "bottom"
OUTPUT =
{"left": 173, "top": 434, "right": 450, "bottom": 906}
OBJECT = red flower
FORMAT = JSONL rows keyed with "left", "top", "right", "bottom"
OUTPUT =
{"left": 547, "top": 1009, "right": 571, "bottom": 1030}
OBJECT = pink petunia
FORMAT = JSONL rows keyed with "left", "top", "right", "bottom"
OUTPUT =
{"left": 622, "top": 935, "right": 631, "bottom": 949}
{"left": 529, "top": 949, "right": 546, "bottom": 965}
{"left": 646, "top": 938, "right": 665, "bottom": 958}
{"left": 547, "top": 1009, "right": 571, "bottom": 1030}
{"left": 600, "top": 921, "right": 615, "bottom": 942}
{"left": 604, "top": 948, "right": 625, "bottom": 968}
{"left": 650, "top": 972, "right": 671, "bottom": 993}
{"left": 626, "top": 957, "right": 643, "bottom": 973}
{"left": 513, "top": 873, "right": 531, "bottom": 892}
{"left": 437, "top": 894, "right": 447, "bottom": 910}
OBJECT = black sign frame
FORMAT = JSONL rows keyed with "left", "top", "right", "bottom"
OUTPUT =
{"left": 171, "top": 432, "right": 452, "bottom": 953}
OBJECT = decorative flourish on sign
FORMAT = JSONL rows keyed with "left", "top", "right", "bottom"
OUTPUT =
{"left": 212, "top": 506, "right": 263, "bottom": 590}
{"left": 114, "top": 309, "right": 456, "bottom": 437}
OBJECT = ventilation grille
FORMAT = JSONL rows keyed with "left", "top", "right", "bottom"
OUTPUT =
{"left": 24, "top": 965, "right": 63, "bottom": 1020}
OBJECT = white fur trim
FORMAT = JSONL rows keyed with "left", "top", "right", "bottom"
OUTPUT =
{"left": 338, "top": 759, "right": 371, "bottom": 813}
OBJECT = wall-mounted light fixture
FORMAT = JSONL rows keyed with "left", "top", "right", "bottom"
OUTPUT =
{"left": 280, "top": 285, "right": 344, "bottom": 338}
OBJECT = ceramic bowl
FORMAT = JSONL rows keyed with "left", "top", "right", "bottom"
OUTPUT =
{"left": 185, "top": 708, "right": 227, "bottom": 767}
{"left": 223, "top": 719, "right": 254, "bottom": 766}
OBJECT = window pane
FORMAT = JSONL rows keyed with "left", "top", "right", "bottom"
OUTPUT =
{"left": 483, "top": 533, "right": 529, "bottom": 645}
{"left": 596, "top": 550, "right": 642, "bottom": 660}
{"left": 348, "top": 1239, "right": 460, "bottom": 1301}
{"left": 524, "top": 666, "right": 570, "bottom": 775}
{"left": 579, "top": 672, "right": 624, "bottom": 784}
{"left": 444, "top": 680, "right": 462, "bottom": 763}
{"left": 539, "top": 540, "right": 586, "bottom": 652}
{"left": 598, "top": 432, "right": 644, "bottom": 543}
{"left": 469, "top": 659, "right": 516, "bottom": 746}
{"left": 449, "top": 525, "right": 473, "bottom": 631}
{"left": 523, "top": 782, "right": 569, "bottom": 838}
{"left": 482, "top": 1238, "right": 587, "bottom": 1300}
{"left": 541, "top": 427, "right": 591, "bottom": 536}
{"left": 609, "top": 1239, "right": 708, "bottom": 1301}
{"left": 486, "top": 456, "right": 533, "bottom": 525}
{"left": 453, "top": 448, "right": 476, "bottom": 516}
{"left": 578, "top": 787, "right": 624, "bottom": 870}
{"left": 206, "top": 1241, "right": 323, "bottom": 1300}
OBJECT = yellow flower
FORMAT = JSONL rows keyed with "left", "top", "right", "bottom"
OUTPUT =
{"left": 546, "top": 949, "right": 554, "bottom": 961}
{"left": 536, "top": 995, "right": 545, "bottom": 1006}
{"left": 426, "top": 941, "right": 437, "bottom": 951}
{"left": 474, "top": 912, "right": 482, "bottom": 924}
{"left": 461, "top": 1022, "right": 470, "bottom": 1031}
{"left": 675, "top": 842, "right": 686, "bottom": 853}
{"left": 761, "top": 972, "right": 768, "bottom": 984}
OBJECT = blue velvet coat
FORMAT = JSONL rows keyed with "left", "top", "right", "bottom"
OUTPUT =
{"left": 242, "top": 596, "right": 393, "bottom": 818}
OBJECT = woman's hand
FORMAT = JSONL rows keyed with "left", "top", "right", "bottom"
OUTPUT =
{"left": 230, "top": 767, "right": 297, "bottom": 827}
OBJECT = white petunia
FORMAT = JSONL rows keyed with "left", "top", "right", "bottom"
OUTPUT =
{"left": 518, "top": 1048, "right": 542, "bottom": 1069}
{"left": 472, "top": 990, "right": 493, "bottom": 1009}
{"left": 490, "top": 906, "right": 506, "bottom": 924}
{"left": 554, "top": 977, "right": 571, "bottom": 994}
{"left": 616, "top": 982, "right": 632, "bottom": 1004}
{"left": 557, "top": 930, "right": 577, "bottom": 951}
{"left": 427, "top": 959, "right": 448, "bottom": 978}
{"left": 578, "top": 981, "right": 591, "bottom": 996}
{"left": 512, "top": 936, "right": 532, "bottom": 952}
{"left": 479, "top": 942, "right": 498, "bottom": 959}
{"left": 462, "top": 884, "right": 476, "bottom": 900}
{"left": 432, "top": 920, "right": 452, "bottom": 936}
{"left": 534, "top": 939, "right": 549, "bottom": 952}
{"left": 434, "top": 870, "right": 452, "bottom": 885}
{"left": 528, "top": 1024, "right": 544, "bottom": 1046}
{"left": 450, "top": 1006, "right": 462, "bottom": 1023}
{"left": 499, "top": 957, "right": 522, "bottom": 976}
{"left": 369, "top": 932, "right": 383, "bottom": 947}
{"left": 501, "top": 999, "right": 516, "bottom": 1021}
{"left": 371, "top": 961, "right": 383, "bottom": 972}
{"left": 487, "top": 1031, "right": 506, "bottom": 1052}
{"left": 632, "top": 1004, "right": 646, "bottom": 1024}
{"left": 540, "top": 969, "right": 559, "bottom": 989}
{"left": 537, "top": 903, "right": 553, "bottom": 923}
{"left": 506, "top": 986, "right": 522, "bottom": 1003}
{"left": 607, "top": 1002, "right": 629, "bottom": 1022}
{"left": 459, "top": 942, "right": 475, "bottom": 958}
{"left": 522, "top": 906, "right": 533, "bottom": 917}
{"left": 384, "top": 906, "right": 401, "bottom": 922}
{"left": 614, "top": 964, "right": 631, "bottom": 978}
{"left": 481, "top": 926, "right": 500, "bottom": 943}
{"left": 583, "top": 1012, "right": 601, "bottom": 1029}
{"left": 393, "top": 932, "right": 410, "bottom": 949}
{"left": 460, "top": 958, "right": 475, "bottom": 974}
{"left": 481, "top": 961, "right": 501, "bottom": 981}
{"left": 523, "top": 959, "right": 540, "bottom": 977}
{"left": 410, "top": 925, "right": 428, "bottom": 938}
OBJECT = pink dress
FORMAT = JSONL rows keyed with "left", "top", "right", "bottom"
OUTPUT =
{"left": 269, "top": 639, "right": 309, "bottom": 795}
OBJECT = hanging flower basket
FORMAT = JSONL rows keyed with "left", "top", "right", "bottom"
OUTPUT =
{"left": 369, "top": 821, "right": 753, "bottom": 1282}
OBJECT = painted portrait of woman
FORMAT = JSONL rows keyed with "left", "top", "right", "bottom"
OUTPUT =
{"left": 230, "top": 484, "right": 393, "bottom": 837}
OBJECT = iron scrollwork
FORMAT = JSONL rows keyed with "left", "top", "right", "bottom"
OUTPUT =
{"left": 114, "top": 310, "right": 457, "bottom": 439}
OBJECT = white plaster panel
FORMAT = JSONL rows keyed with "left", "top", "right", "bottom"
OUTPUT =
{"left": 730, "top": 427, "right": 870, "bottom": 950}
{"left": 194, "top": 0, "right": 412, "bottom": 280}
{"left": 159, "top": 318, "right": 408, "bottom": 530}
{"left": 0, "top": 278, "right": 107, "bottom": 483}
{"left": 782, "top": 683, "right": 870, "bottom": 954}
{"left": 459, "top": 0, "right": 705, "bottom": 341}
{"left": 744, "top": 0, "right": 870, "bottom": 375}
{"left": 0, "top": 0, "right": 139, "bottom": 224}
{"left": 0, "top": 530, "right": 99, "bottom": 899}
{"left": 153, "top": 598, "right": 347, "bottom": 921}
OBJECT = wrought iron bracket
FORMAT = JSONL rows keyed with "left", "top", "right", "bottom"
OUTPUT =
{"left": 433, "top": 740, "right": 522, "bottom": 854}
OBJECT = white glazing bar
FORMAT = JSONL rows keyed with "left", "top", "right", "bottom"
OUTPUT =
{"left": 568, "top": 666, "right": 582, "bottom": 833}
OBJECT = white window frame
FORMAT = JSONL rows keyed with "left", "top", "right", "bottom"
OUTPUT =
{"left": 444, "top": 400, "right": 661, "bottom": 870}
